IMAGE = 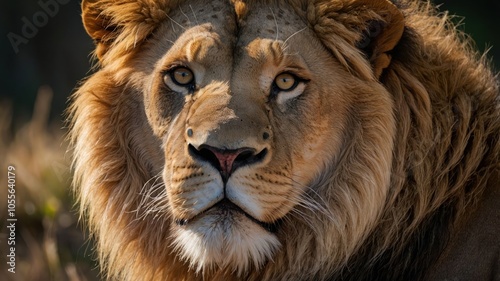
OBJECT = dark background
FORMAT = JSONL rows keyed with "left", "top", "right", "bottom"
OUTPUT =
{"left": 0, "top": 1, "right": 498, "bottom": 280}
{"left": 1, "top": 0, "right": 93, "bottom": 125}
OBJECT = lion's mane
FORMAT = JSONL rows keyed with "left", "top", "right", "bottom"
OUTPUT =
{"left": 69, "top": 0, "right": 500, "bottom": 280}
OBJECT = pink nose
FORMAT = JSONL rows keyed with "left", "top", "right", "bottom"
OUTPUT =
{"left": 189, "top": 144, "right": 267, "bottom": 181}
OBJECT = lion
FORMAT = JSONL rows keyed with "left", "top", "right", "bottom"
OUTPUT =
{"left": 68, "top": 0, "right": 500, "bottom": 280}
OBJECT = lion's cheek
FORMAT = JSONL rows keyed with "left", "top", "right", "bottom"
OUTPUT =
{"left": 290, "top": 128, "right": 342, "bottom": 188}
{"left": 226, "top": 172, "right": 296, "bottom": 222}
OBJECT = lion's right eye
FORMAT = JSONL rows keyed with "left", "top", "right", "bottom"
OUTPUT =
{"left": 163, "top": 67, "right": 195, "bottom": 92}
{"left": 269, "top": 72, "right": 308, "bottom": 104}
{"left": 172, "top": 67, "right": 194, "bottom": 85}
{"left": 273, "top": 73, "right": 299, "bottom": 92}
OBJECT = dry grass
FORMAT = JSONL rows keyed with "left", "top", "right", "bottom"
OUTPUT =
{"left": 0, "top": 87, "right": 99, "bottom": 281}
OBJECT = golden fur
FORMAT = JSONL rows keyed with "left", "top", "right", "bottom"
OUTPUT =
{"left": 69, "top": 0, "right": 500, "bottom": 280}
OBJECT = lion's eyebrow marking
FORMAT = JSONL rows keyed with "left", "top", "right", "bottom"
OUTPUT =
{"left": 264, "top": 39, "right": 303, "bottom": 65}
{"left": 183, "top": 32, "right": 219, "bottom": 62}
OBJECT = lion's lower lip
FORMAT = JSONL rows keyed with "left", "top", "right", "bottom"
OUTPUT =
{"left": 176, "top": 199, "right": 280, "bottom": 233}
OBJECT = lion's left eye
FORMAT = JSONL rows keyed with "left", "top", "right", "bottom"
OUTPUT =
{"left": 273, "top": 73, "right": 299, "bottom": 92}
{"left": 169, "top": 67, "right": 194, "bottom": 86}
{"left": 163, "top": 66, "right": 196, "bottom": 93}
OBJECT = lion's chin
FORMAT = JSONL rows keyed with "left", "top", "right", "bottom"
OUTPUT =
{"left": 171, "top": 207, "right": 281, "bottom": 276}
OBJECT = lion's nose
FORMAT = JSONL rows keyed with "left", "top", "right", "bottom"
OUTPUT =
{"left": 189, "top": 144, "right": 267, "bottom": 182}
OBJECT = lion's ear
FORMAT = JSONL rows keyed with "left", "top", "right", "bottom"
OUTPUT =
{"left": 82, "top": 0, "right": 117, "bottom": 60}
{"left": 310, "top": 0, "right": 404, "bottom": 79}
{"left": 354, "top": 0, "right": 404, "bottom": 78}
{"left": 82, "top": 0, "right": 170, "bottom": 62}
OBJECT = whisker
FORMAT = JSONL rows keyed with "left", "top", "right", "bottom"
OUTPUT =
{"left": 167, "top": 14, "right": 187, "bottom": 31}
{"left": 189, "top": 5, "right": 199, "bottom": 25}
{"left": 139, "top": 173, "right": 162, "bottom": 194}
{"left": 289, "top": 209, "right": 323, "bottom": 231}
{"left": 179, "top": 6, "right": 191, "bottom": 26}
{"left": 164, "top": 38, "right": 176, "bottom": 45}
{"left": 133, "top": 172, "right": 170, "bottom": 222}
{"left": 169, "top": 20, "right": 177, "bottom": 33}
{"left": 283, "top": 27, "right": 307, "bottom": 46}
{"left": 282, "top": 174, "right": 338, "bottom": 226}
{"left": 277, "top": 192, "right": 326, "bottom": 232}
{"left": 269, "top": 7, "right": 279, "bottom": 42}
{"left": 138, "top": 175, "right": 161, "bottom": 205}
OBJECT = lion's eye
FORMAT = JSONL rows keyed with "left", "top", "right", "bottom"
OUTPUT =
{"left": 274, "top": 73, "right": 298, "bottom": 92}
{"left": 170, "top": 66, "right": 194, "bottom": 86}
{"left": 162, "top": 66, "right": 196, "bottom": 93}
{"left": 163, "top": 66, "right": 195, "bottom": 92}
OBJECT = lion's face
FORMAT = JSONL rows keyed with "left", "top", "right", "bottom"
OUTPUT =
{"left": 76, "top": 0, "right": 405, "bottom": 278}
{"left": 132, "top": 0, "right": 394, "bottom": 273}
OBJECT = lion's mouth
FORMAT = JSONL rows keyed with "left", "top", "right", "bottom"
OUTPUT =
{"left": 175, "top": 198, "right": 280, "bottom": 233}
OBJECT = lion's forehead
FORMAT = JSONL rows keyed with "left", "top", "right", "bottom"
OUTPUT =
{"left": 165, "top": 1, "right": 307, "bottom": 63}
{"left": 236, "top": 3, "right": 306, "bottom": 46}
{"left": 169, "top": 0, "right": 235, "bottom": 29}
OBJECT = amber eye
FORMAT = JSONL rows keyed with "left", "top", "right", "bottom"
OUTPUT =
{"left": 274, "top": 73, "right": 298, "bottom": 92}
{"left": 167, "top": 67, "right": 194, "bottom": 86}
